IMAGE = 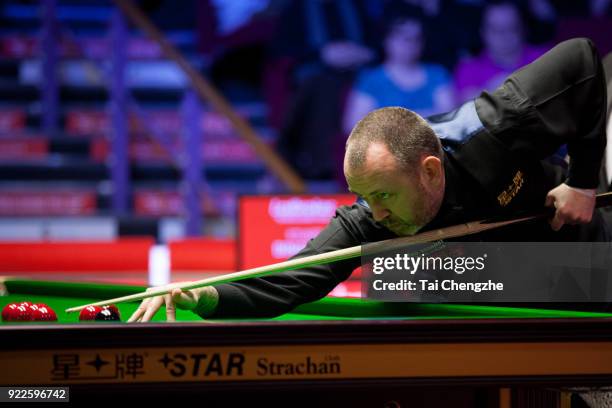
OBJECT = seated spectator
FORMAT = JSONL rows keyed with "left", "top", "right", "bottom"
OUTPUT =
{"left": 343, "top": 9, "right": 455, "bottom": 133}
{"left": 383, "top": 0, "right": 485, "bottom": 69}
{"left": 196, "top": 0, "right": 283, "bottom": 97}
{"left": 270, "top": 0, "right": 378, "bottom": 84}
{"left": 454, "top": 1, "right": 548, "bottom": 103}
{"left": 273, "top": 0, "right": 380, "bottom": 182}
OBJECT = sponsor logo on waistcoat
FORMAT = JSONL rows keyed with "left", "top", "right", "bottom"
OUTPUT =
{"left": 497, "top": 170, "right": 524, "bottom": 207}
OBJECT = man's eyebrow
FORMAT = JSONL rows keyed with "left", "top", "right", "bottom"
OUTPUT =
{"left": 348, "top": 188, "right": 380, "bottom": 198}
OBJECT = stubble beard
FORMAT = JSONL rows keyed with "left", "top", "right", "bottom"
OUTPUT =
{"left": 386, "top": 182, "right": 442, "bottom": 237}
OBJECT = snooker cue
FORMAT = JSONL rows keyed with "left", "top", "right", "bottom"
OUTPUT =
{"left": 65, "top": 191, "right": 612, "bottom": 313}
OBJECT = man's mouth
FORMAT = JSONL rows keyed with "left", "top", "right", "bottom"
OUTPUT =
{"left": 383, "top": 219, "right": 420, "bottom": 236}
{"left": 383, "top": 220, "right": 403, "bottom": 230}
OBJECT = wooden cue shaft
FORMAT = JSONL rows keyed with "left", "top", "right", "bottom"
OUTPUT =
{"left": 65, "top": 245, "right": 361, "bottom": 313}
{"left": 65, "top": 192, "right": 612, "bottom": 312}
{"left": 64, "top": 215, "right": 536, "bottom": 313}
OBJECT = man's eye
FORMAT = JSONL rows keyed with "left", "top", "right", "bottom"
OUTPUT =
{"left": 355, "top": 194, "right": 368, "bottom": 204}
{"left": 378, "top": 192, "right": 390, "bottom": 200}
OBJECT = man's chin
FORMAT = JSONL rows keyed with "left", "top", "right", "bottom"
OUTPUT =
{"left": 387, "top": 224, "right": 421, "bottom": 237}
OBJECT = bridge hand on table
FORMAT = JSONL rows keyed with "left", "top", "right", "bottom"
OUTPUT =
{"left": 127, "top": 283, "right": 218, "bottom": 323}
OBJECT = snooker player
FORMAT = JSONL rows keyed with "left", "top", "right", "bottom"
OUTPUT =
{"left": 129, "top": 38, "right": 609, "bottom": 322}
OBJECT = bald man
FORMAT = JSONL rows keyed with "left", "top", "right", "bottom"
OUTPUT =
{"left": 130, "top": 38, "right": 609, "bottom": 322}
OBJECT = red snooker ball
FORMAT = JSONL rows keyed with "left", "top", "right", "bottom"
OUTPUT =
{"left": 2, "top": 303, "right": 19, "bottom": 321}
{"left": 31, "top": 304, "right": 57, "bottom": 321}
{"left": 79, "top": 305, "right": 103, "bottom": 321}
{"left": 2, "top": 304, "right": 32, "bottom": 321}
{"left": 103, "top": 304, "right": 119, "bottom": 315}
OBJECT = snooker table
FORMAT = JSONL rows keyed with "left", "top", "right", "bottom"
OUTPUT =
{"left": 2, "top": 278, "right": 612, "bottom": 407}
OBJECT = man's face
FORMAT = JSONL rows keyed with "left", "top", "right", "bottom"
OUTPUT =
{"left": 344, "top": 142, "right": 443, "bottom": 236}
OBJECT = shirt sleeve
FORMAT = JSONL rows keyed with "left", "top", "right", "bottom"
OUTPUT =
{"left": 209, "top": 203, "right": 395, "bottom": 318}
{"left": 474, "top": 38, "right": 607, "bottom": 189}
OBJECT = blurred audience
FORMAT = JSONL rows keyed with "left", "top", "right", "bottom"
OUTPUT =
{"left": 197, "top": 0, "right": 287, "bottom": 98}
{"left": 454, "top": 1, "right": 548, "bottom": 103}
{"left": 343, "top": 7, "right": 455, "bottom": 134}
{"left": 270, "top": 0, "right": 379, "bottom": 83}
{"left": 272, "top": 0, "right": 380, "bottom": 181}
{"left": 383, "top": 0, "right": 484, "bottom": 69}
{"left": 197, "top": 0, "right": 610, "bottom": 187}
{"left": 552, "top": 0, "right": 612, "bottom": 56}
{"left": 198, "top": 0, "right": 285, "bottom": 54}
{"left": 552, "top": 0, "right": 612, "bottom": 17}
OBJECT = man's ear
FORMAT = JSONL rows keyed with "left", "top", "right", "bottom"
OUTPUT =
{"left": 420, "top": 156, "right": 444, "bottom": 187}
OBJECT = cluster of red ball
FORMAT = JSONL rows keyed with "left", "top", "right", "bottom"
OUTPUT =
{"left": 1, "top": 302, "right": 121, "bottom": 322}
{"left": 1, "top": 301, "right": 57, "bottom": 322}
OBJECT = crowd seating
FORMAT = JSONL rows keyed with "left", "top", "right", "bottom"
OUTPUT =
{"left": 0, "top": 0, "right": 276, "bottom": 241}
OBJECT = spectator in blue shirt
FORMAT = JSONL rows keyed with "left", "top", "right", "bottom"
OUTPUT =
{"left": 343, "top": 8, "right": 455, "bottom": 133}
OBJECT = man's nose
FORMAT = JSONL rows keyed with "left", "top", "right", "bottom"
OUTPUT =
{"left": 371, "top": 204, "right": 390, "bottom": 222}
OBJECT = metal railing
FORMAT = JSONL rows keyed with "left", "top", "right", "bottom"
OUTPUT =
{"left": 38, "top": 0, "right": 306, "bottom": 235}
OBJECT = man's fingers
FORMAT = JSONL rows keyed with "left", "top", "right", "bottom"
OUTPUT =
{"left": 128, "top": 282, "right": 201, "bottom": 323}
{"left": 546, "top": 193, "right": 564, "bottom": 231}
{"left": 140, "top": 296, "right": 164, "bottom": 322}
{"left": 548, "top": 200, "right": 592, "bottom": 230}
{"left": 171, "top": 288, "right": 199, "bottom": 310}
{"left": 127, "top": 298, "right": 151, "bottom": 323}
{"left": 545, "top": 183, "right": 596, "bottom": 231}
{"left": 549, "top": 211, "right": 566, "bottom": 231}
{"left": 165, "top": 294, "right": 176, "bottom": 322}
{"left": 129, "top": 287, "right": 157, "bottom": 323}
{"left": 545, "top": 191, "right": 568, "bottom": 231}
{"left": 171, "top": 288, "right": 187, "bottom": 308}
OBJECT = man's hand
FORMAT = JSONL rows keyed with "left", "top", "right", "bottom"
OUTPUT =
{"left": 545, "top": 183, "right": 596, "bottom": 231}
{"left": 127, "top": 284, "right": 219, "bottom": 323}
